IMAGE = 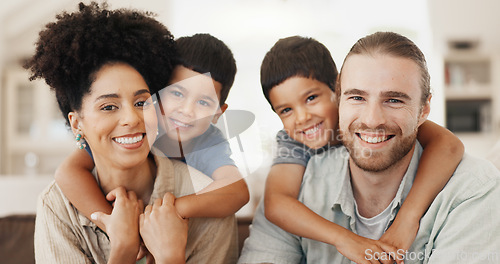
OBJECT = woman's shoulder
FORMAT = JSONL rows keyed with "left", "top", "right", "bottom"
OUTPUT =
{"left": 37, "top": 180, "right": 82, "bottom": 227}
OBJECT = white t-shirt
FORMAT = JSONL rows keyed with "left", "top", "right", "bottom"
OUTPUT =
{"left": 354, "top": 199, "right": 395, "bottom": 240}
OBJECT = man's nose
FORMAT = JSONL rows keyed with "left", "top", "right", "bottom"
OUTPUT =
{"left": 361, "top": 102, "right": 386, "bottom": 128}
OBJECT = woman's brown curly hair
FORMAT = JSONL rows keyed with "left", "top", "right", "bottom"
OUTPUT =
{"left": 24, "top": 2, "right": 177, "bottom": 125}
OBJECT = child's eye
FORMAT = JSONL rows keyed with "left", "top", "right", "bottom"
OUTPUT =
{"left": 280, "top": 107, "right": 292, "bottom": 115}
{"left": 171, "top": 91, "right": 183, "bottom": 97}
{"left": 306, "top": 95, "right": 317, "bottom": 102}
{"left": 101, "top": 105, "right": 117, "bottom": 111}
{"left": 198, "top": 100, "right": 210, "bottom": 107}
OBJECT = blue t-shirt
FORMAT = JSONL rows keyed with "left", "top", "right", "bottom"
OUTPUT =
{"left": 272, "top": 129, "right": 331, "bottom": 167}
{"left": 153, "top": 124, "right": 236, "bottom": 177}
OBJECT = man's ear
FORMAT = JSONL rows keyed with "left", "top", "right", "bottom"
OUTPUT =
{"left": 212, "top": 103, "right": 228, "bottom": 124}
{"left": 68, "top": 112, "right": 82, "bottom": 136}
{"left": 418, "top": 95, "right": 432, "bottom": 127}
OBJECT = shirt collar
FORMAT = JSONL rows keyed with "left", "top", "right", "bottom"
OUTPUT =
{"left": 332, "top": 142, "right": 423, "bottom": 222}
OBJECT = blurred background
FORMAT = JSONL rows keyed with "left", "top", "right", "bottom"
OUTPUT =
{"left": 1, "top": 0, "right": 500, "bottom": 218}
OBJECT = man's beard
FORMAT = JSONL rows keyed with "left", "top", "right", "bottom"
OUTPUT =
{"left": 341, "top": 124, "right": 417, "bottom": 172}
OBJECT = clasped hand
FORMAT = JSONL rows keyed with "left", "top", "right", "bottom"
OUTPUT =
{"left": 91, "top": 187, "right": 188, "bottom": 264}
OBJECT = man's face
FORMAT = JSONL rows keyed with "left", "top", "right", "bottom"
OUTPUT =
{"left": 339, "top": 53, "right": 430, "bottom": 172}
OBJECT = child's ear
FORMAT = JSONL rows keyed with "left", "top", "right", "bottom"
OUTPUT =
{"left": 418, "top": 95, "right": 432, "bottom": 127}
{"left": 212, "top": 103, "right": 228, "bottom": 124}
{"left": 68, "top": 112, "right": 82, "bottom": 136}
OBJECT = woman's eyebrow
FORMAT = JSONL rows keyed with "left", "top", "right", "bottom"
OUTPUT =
{"left": 134, "top": 89, "right": 151, "bottom": 96}
{"left": 94, "top": 89, "right": 151, "bottom": 103}
{"left": 94, "top": 93, "right": 119, "bottom": 102}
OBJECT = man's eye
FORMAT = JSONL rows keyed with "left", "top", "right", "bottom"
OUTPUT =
{"left": 350, "top": 96, "right": 364, "bottom": 101}
{"left": 387, "top": 98, "right": 403, "bottom": 104}
{"left": 306, "top": 95, "right": 317, "bottom": 102}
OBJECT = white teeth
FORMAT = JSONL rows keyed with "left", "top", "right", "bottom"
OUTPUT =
{"left": 303, "top": 124, "right": 320, "bottom": 135}
{"left": 172, "top": 119, "right": 190, "bottom": 128}
{"left": 114, "top": 135, "right": 143, "bottom": 144}
{"left": 359, "top": 134, "right": 389, "bottom": 144}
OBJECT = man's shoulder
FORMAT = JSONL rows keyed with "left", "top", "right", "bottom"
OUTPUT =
{"left": 432, "top": 152, "right": 500, "bottom": 209}
{"left": 451, "top": 153, "right": 500, "bottom": 192}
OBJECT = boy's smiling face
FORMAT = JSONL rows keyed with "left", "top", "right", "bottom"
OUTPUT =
{"left": 269, "top": 76, "right": 340, "bottom": 149}
{"left": 158, "top": 65, "right": 227, "bottom": 143}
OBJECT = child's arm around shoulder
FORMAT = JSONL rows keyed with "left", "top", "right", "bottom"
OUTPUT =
{"left": 174, "top": 165, "right": 249, "bottom": 218}
{"left": 55, "top": 148, "right": 112, "bottom": 231}
{"left": 380, "top": 120, "right": 464, "bottom": 250}
{"left": 265, "top": 162, "right": 403, "bottom": 264}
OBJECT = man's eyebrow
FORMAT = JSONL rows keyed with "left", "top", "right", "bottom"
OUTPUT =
{"left": 381, "top": 91, "right": 411, "bottom": 101}
{"left": 343, "top": 88, "right": 368, "bottom": 96}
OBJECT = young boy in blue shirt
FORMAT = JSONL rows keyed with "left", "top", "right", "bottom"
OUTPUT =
{"left": 257, "top": 36, "right": 464, "bottom": 263}
{"left": 55, "top": 33, "right": 249, "bottom": 233}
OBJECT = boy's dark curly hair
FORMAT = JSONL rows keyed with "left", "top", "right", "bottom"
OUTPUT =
{"left": 260, "top": 36, "right": 337, "bottom": 110}
{"left": 24, "top": 2, "right": 177, "bottom": 125}
{"left": 175, "top": 33, "right": 236, "bottom": 106}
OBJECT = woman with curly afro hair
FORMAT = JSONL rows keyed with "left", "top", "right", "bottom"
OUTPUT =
{"left": 26, "top": 2, "right": 238, "bottom": 264}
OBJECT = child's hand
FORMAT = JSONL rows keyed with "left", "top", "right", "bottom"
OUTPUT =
{"left": 90, "top": 187, "right": 143, "bottom": 260}
{"left": 380, "top": 218, "right": 419, "bottom": 253}
{"left": 336, "top": 230, "right": 404, "bottom": 264}
{"left": 139, "top": 192, "right": 188, "bottom": 264}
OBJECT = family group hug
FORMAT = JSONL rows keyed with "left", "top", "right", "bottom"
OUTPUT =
{"left": 26, "top": 2, "right": 500, "bottom": 264}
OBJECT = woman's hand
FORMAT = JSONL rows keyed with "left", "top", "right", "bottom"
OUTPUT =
{"left": 90, "top": 186, "right": 143, "bottom": 263}
{"left": 140, "top": 192, "right": 188, "bottom": 264}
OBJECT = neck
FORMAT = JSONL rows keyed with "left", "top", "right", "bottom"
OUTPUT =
{"left": 94, "top": 156, "right": 156, "bottom": 204}
{"left": 350, "top": 144, "right": 415, "bottom": 218}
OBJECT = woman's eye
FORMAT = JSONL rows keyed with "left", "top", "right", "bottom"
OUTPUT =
{"left": 101, "top": 105, "right": 117, "bottom": 111}
{"left": 136, "top": 100, "right": 151, "bottom": 108}
{"left": 306, "top": 95, "right": 317, "bottom": 102}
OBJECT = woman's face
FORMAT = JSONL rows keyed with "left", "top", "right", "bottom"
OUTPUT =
{"left": 70, "top": 63, "right": 158, "bottom": 169}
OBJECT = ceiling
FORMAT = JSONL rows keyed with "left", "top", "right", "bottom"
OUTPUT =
{"left": 1, "top": 0, "right": 500, "bottom": 63}
{"left": 428, "top": 0, "right": 500, "bottom": 54}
